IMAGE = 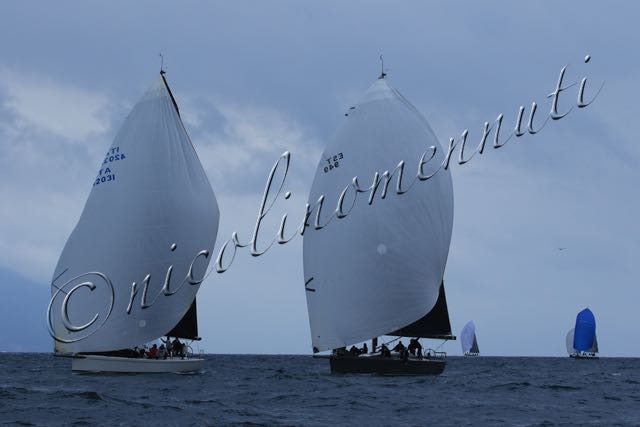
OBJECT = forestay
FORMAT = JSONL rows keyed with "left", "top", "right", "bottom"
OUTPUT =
{"left": 49, "top": 75, "right": 219, "bottom": 353}
{"left": 304, "top": 77, "right": 454, "bottom": 352}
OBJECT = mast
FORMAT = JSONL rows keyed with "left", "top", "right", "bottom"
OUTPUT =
{"left": 160, "top": 70, "right": 181, "bottom": 117}
{"left": 160, "top": 69, "right": 198, "bottom": 342}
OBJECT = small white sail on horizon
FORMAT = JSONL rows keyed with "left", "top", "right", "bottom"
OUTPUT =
{"left": 49, "top": 73, "right": 219, "bottom": 354}
{"left": 303, "top": 76, "right": 454, "bottom": 353}
{"left": 461, "top": 321, "right": 479, "bottom": 355}
{"left": 566, "top": 328, "right": 575, "bottom": 355}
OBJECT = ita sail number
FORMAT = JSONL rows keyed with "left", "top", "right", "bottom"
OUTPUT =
{"left": 93, "top": 147, "right": 126, "bottom": 186}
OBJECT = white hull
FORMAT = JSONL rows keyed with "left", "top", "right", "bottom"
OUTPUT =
{"left": 71, "top": 355, "right": 204, "bottom": 373}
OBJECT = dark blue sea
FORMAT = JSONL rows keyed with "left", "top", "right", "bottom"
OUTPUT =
{"left": 1, "top": 354, "right": 639, "bottom": 426}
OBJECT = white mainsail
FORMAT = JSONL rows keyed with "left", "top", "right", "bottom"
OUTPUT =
{"left": 303, "top": 77, "right": 454, "bottom": 352}
{"left": 461, "top": 321, "right": 479, "bottom": 354}
{"left": 49, "top": 74, "right": 219, "bottom": 353}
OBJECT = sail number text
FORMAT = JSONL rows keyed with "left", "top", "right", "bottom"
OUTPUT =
{"left": 103, "top": 146, "right": 126, "bottom": 164}
{"left": 323, "top": 152, "right": 344, "bottom": 173}
{"left": 93, "top": 168, "right": 115, "bottom": 186}
{"left": 93, "top": 147, "right": 126, "bottom": 186}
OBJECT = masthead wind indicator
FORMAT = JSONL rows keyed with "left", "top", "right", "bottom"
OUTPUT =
{"left": 379, "top": 54, "right": 387, "bottom": 79}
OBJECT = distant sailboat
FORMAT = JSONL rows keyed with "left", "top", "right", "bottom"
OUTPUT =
{"left": 567, "top": 308, "right": 599, "bottom": 359}
{"left": 48, "top": 72, "right": 219, "bottom": 373}
{"left": 303, "top": 70, "right": 455, "bottom": 375}
{"left": 461, "top": 321, "right": 480, "bottom": 356}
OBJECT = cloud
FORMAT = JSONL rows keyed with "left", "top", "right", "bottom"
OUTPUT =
{"left": 0, "top": 68, "right": 115, "bottom": 283}
{"left": 190, "top": 100, "right": 322, "bottom": 196}
{"left": 0, "top": 67, "right": 111, "bottom": 142}
{"left": 0, "top": 71, "right": 322, "bottom": 288}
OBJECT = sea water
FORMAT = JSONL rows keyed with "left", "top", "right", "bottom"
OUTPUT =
{"left": 1, "top": 353, "right": 639, "bottom": 425}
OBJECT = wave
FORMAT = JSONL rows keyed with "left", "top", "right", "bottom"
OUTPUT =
{"left": 539, "top": 384, "right": 581, "bottom": 391}
{"left": 489, "top": 381, "right": 531, "bottom": 390}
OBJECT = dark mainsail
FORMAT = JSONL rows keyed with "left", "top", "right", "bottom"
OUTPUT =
{"left": 388, "top": 281, "right": 455, "bottom": 340}
{"left": 470, "top": 336, "right": 479, "bottom": 354}
{"left": 166, "top": 298, "right": 200, "bottom": 340}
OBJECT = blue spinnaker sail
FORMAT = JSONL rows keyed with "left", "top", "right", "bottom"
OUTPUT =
{"left": 573, "top": 308, "right": 596, "bottom": 352}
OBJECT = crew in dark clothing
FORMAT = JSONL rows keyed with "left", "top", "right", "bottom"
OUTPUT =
{"left": 392, "top": 341, "right": 405, "bottom": 353}
{"left": 349, "top": 345, "right": 360, "bottom": 356}
{"left": 408, "top": 338, "right": 423, "bottom": 358}
{"left": 161, "top": 337, "right": 173, "bottom": 356}
{"left": 172, "top": 338, "right": 184, "bottom": 357}
{"left": 402, "top": 347, "right": 409, "bottom": 361}
{"left": 380, "top": 344, "right": 391, "bottom": 357}
{"left": 360, "top": 343, "right": 368, "bottom": 354}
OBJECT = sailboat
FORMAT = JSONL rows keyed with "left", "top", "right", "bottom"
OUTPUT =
{"left": 303, "top": 69, "right": 455, "bottom": 375}
{"left": 461, "top": 321, "right": 480, "bottom": 356}
{"left": 47, "top": 71, "right": 219, "bottom": 373}
{"left": 567, "top": 308, "right": 599, "bottom": 359}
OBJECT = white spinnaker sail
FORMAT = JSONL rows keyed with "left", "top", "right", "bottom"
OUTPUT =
{"left": 49, "top": 75, "right": 219, "bottom": 353}
{"left": 566, "top": 328, "right": 576, "bottom": 355}
{"left": 303, "top": 78, "right": 453, "bottom": 352}
{"left": 461, "top": 321, "right": 478, "bottom": 354}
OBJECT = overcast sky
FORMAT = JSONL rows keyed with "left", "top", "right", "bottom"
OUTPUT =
{"left": 1, "top": 1, "right": 638, "bottom": 356}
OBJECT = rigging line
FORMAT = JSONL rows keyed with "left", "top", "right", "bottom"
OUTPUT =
{"left": 382, "top": 336, "right": 401, "bottom": 346}
{"left": 435, "top": 339, "right": 448, "bottom": 351}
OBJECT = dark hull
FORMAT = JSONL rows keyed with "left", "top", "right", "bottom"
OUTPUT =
{"left": 570, "top": 354, "right": 599, "bottom": 360}
{"left": 329, "top": 356, "right": 446, "bottom": 376}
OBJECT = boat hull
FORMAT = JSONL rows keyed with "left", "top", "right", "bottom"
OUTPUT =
{"left": 570, "top": 354, "right": 599, "bottom": 360}
{"left": 329, "top": 355, "right": 445, "bottom": 376}
{"left": 71, "top": 355, "right": 204, "bottom": 373}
